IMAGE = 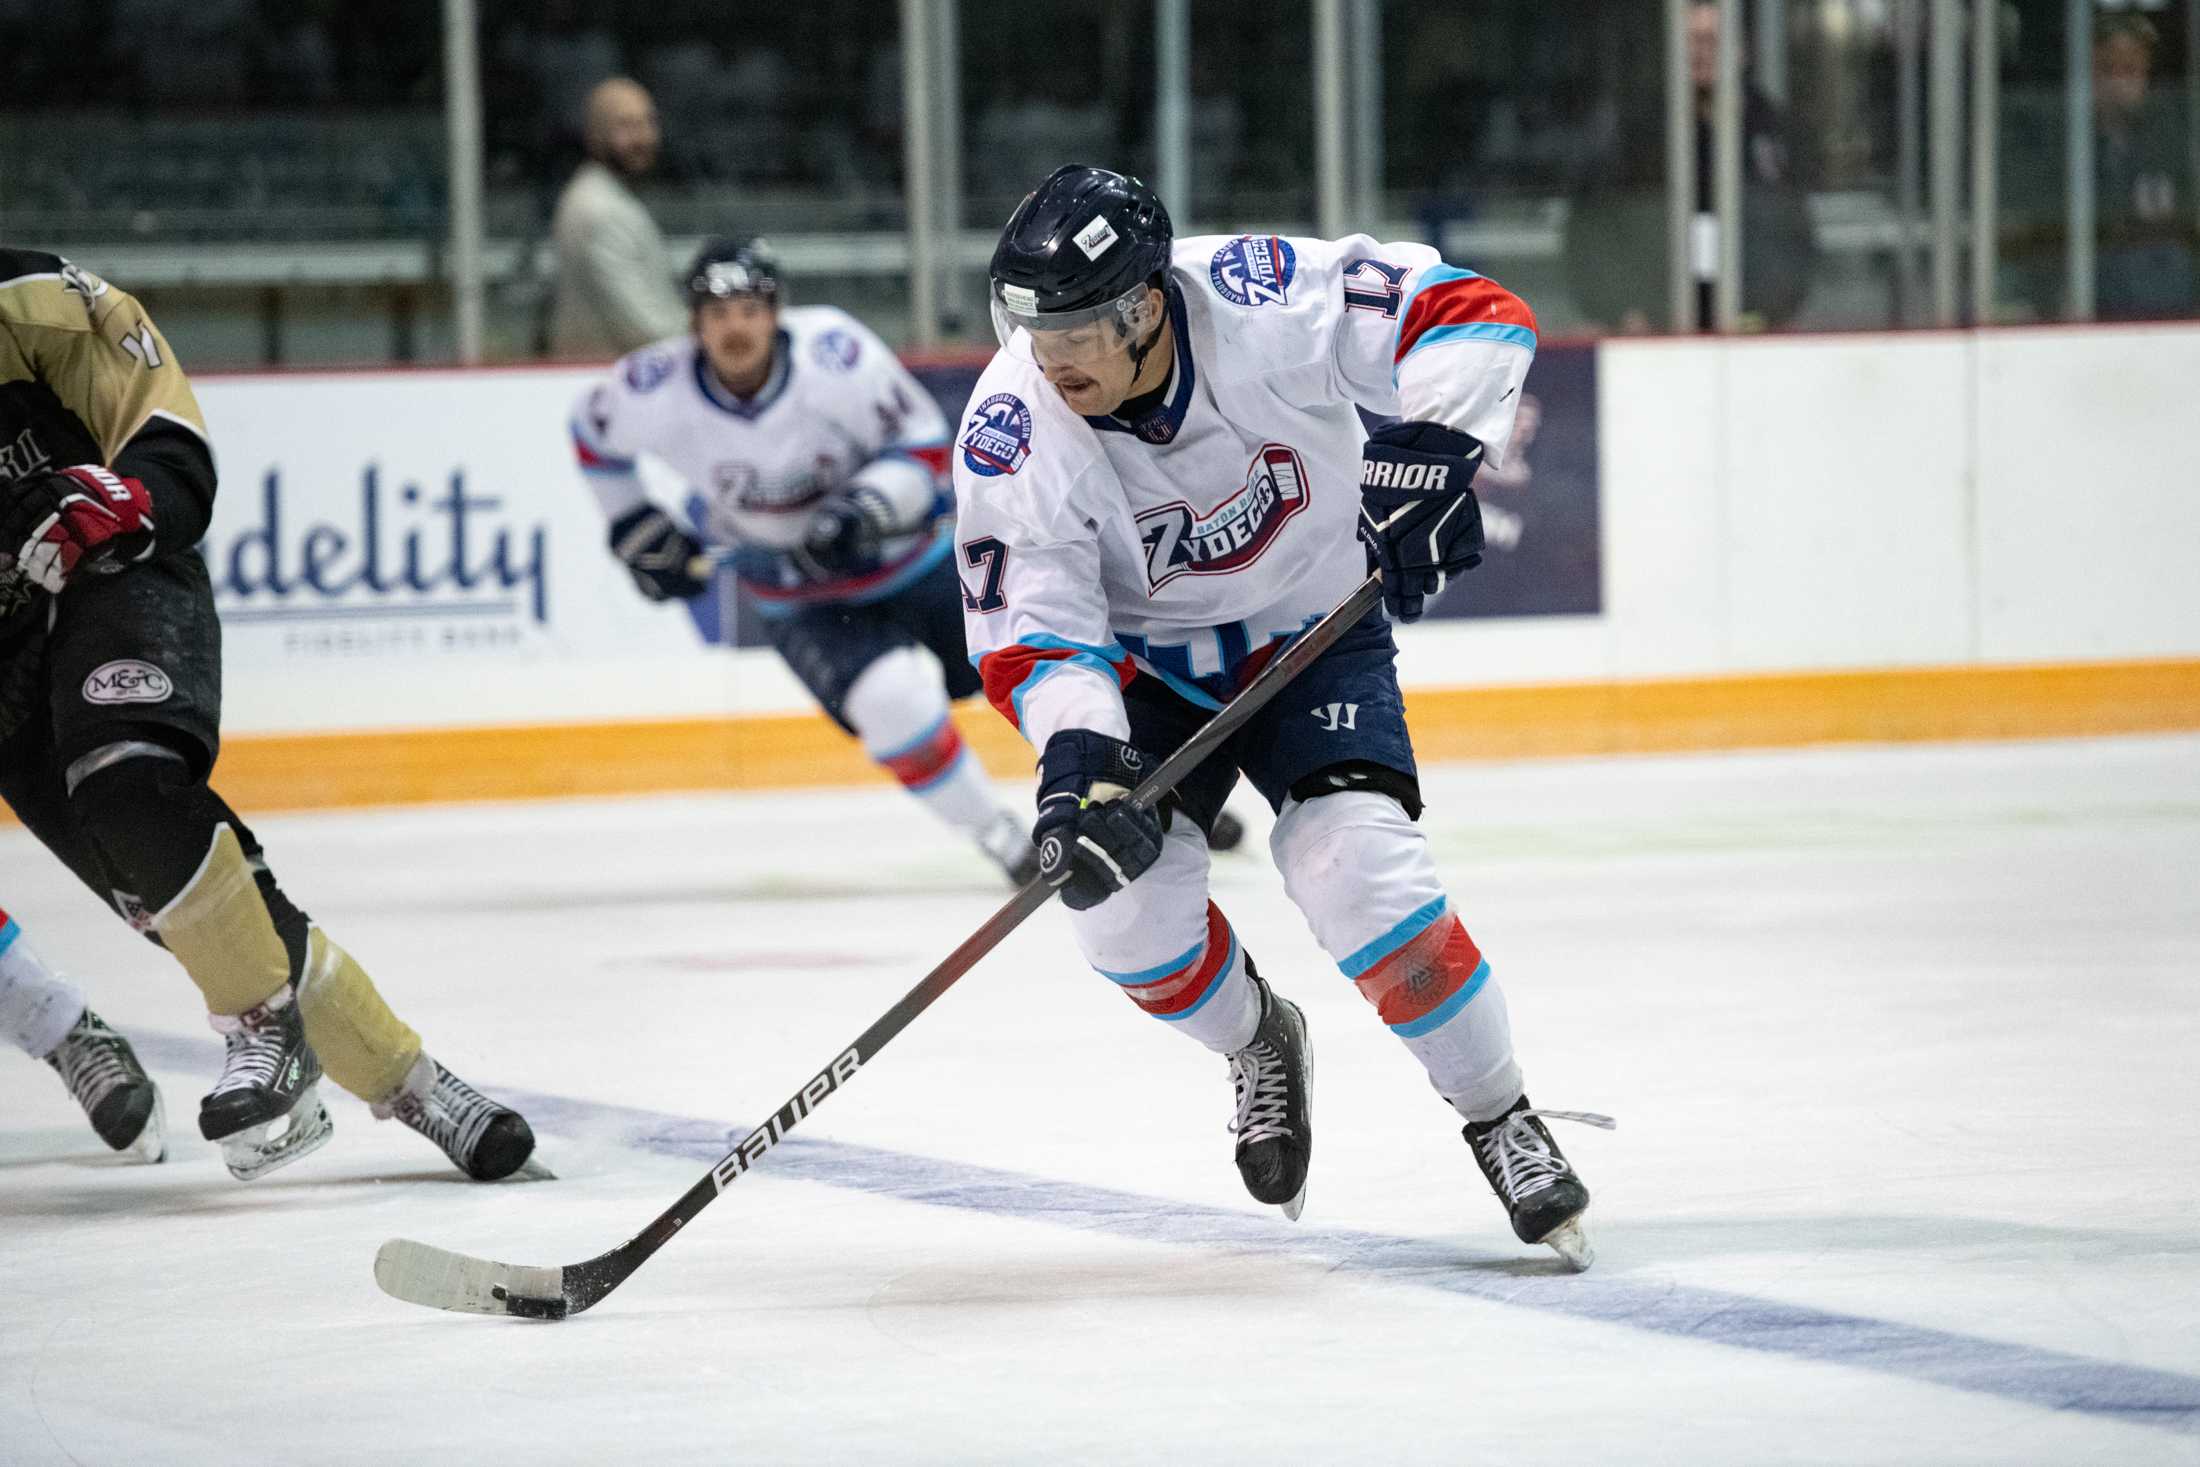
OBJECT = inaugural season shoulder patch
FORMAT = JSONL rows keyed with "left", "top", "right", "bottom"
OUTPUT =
{"left": 960, "top": 393, "right": 1034, "bottom": 477}
{"left": 811, "top": 328, "right": 861, "bottom": 371}
{"left": 623, "top": 348, "right": 676, "bottom": 392}
{"left": 1208, "top": 236, "right": 1296, "bottom": 308}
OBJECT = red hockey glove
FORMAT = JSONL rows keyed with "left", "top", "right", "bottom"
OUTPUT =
{"left": 1, "top": 465, "right": 158, "bottom": 593}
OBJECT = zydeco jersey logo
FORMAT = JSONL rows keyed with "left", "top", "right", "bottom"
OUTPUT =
{"left": 209, "top": 463, "right": 549, "bottom": 657}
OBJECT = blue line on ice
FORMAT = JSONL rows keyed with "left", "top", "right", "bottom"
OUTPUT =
{"left": 140, "top": 1034, "right": 2200, "bottom": 1434}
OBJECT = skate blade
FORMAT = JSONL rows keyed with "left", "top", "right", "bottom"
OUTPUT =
{"left": 1278, "top": 1182, "right": 1308, "bottom": 1223}
{"left": 122, "top": 1091, "right": 167, "bottom": 1165}
{"left": 221, "top": 1090, "right": 334, "bottom": 1182}
{"left": 1541, "top": 1215, "right": 1595, "bottom": 1272}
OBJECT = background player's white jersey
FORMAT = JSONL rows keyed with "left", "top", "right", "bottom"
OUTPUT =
{"left": 952, "top": 233, "right": 1535, "bottom": 745}
{"left": 573, "top": 305, "right": 952, "bottom": 612}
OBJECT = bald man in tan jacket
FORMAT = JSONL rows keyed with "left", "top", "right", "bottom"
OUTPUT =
{"left": 550, "top": 77, "right": 688, "bottom": 359}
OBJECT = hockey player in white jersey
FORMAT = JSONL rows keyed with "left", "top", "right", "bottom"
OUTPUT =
{"left": 954, "top": 165, "right": 1611, "bottom": 1266}
{"left": 572, "top": 239, "right": 1042, "bottom": 883}
{"left": 0, "top": 905, "right": 164, "bottom": 1161}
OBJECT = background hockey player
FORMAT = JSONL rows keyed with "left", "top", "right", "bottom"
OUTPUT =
{"left": 0, "top": 251, "right": 534, "bottom": 1183}
{"left": 0, "top": 905, "right": 164, "bottom": 1161}
{"left": 572, "top": 238, "right": 1048, "bottom": 886}
{"left": 954, "top": 166, "right": 1611, "bottom": 1265}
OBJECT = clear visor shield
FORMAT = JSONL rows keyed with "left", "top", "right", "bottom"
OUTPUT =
{"left": 990, "top": 279, "right": 1162, "bottom": 369}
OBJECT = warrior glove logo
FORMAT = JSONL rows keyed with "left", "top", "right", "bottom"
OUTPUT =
{"left": 1209, "top": 236, "right": 1297, "bottom": 308}
{"left": 960, "top": 393, "right": 1034, "bottom": 477}
{"left": 1137, "top": 444, "right": 1310, "bottom": 591}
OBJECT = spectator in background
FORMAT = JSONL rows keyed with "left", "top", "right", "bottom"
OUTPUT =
{"left": 1564, "top": 0, "right": 1815, "bottom": 332}
{"left": 549, "top": 76, "right": 687, "bottom": 358}
{"left": 2091, "top": 15, "right": 2195, "bottom": 320}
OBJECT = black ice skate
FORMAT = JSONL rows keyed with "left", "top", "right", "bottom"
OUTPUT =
{"left": 1226, "top": 967, "right": 1312, "bottom": 1220}
{"left": 46, "top": 1008, "right": 165, "bottom": 1162}
{"left": 1463, "top": 1096, "right": 1614, "bottom": 1271}
{"left": 373, "top": 1054, "right": 536, "bottom": 1181}
{"left": 200, "top": 983, "right": 333, "bottom": 1181}
{"left": 978, "top": 810, "right": 1043, "bottom": 886}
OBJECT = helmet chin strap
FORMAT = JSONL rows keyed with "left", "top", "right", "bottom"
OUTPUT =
{"left": 1123, "top": 293, "right": 1171, "bottom": 386}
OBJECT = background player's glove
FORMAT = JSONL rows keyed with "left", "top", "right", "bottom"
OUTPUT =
{"left": 0, "top": 465, "right": 158, "bottom": 593}
{"left": 801, "top": 488, "right": 891, "bottom": 576}
{"left": 608, "top": 504, "right": 707, "bottom": 602}
{"left": 1034, "top": 730, "right": 1165, "bottom": 911}
{"left": 1357, "top": 420, "right": 1486, "bottom": 623}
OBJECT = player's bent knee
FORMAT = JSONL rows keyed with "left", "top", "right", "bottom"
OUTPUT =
{"left": 66, "top": 741, "right": 221, "bottom": 909}
{"left": 842, "top": 646, "right": 949, "bottom": 750}
{"left": 1270, "top": 790, "right": 1443, "bottom": 954}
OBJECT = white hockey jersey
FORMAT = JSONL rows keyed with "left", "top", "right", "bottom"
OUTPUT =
{"left": 951, "top": 233, "right": 1536, "bottom": 746}
{"left": 572, "top": 305, "right": 953, "bottom": 612}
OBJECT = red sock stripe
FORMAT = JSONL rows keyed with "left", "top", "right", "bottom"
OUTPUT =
{"left": 1395, "top": 276, "right": 1539, "bottom": 363}
{"left": 1351, "top": 915, "right": 1484, "bottom": 1028}
{"left": 1125, "top": 902, "right": 1236, "bottom": 1017}
{"left": 880, "top": 720, "right": 965, "bottom": 789}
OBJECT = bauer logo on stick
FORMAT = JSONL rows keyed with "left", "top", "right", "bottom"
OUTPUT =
{"left": 960, "top": 393, "right": 1034, "bottom": 478}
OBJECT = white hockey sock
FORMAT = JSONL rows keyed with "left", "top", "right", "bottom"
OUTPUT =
{"left": 0, "top": 912, "right": 90, "bottom": 1060}
{"left": 845, "top": 648, "right": 1007, "bottom": 839}
{"left": 1273, "top": 793, "right": 1524, "bottom": 1120}
{"left": 1068, "top": 824, "right": 1261, "bottom": 1054}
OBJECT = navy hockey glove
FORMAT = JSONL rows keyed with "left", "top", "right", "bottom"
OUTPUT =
{"left": 1356, "top": 420, "right": 1486, "bottom": 622}
{"left": 0, "top": 465, "right": 158, "bottom": 593}
{"left": 800, "top": 488, "right": 892, "bottom": 576}
{"left": 1034, "top": 730, "right": 1165, "bottom": 911}
{"left": 608, "top": 504, "right": 707, "bottom": 602}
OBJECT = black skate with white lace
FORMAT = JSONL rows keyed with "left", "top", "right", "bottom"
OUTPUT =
{"left": 46, "top": 1008, "right": 164, "bottom": 1161}
{"left": 1463, "top": 1095, "right": 1615, "bottom": 1271}
{"left": 1227, "top": 967, "right": 1312, "bottom": 1220}
{"left": 200, "top": 983, "right": 333, "bottom": 1181}
{"left": 374, "top": 1054, "right": 536, "bottom": 1181}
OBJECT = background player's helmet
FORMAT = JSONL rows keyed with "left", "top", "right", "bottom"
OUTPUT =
{"left": 988, "top": 164, "right": 1171, "bottom": 353}
{"left": 685, "top": 237, "right": 780, "bottom": 308}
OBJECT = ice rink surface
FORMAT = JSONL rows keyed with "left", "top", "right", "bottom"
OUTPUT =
{"left": 3, "top": 733, "right": 2196, "bottom": 1465}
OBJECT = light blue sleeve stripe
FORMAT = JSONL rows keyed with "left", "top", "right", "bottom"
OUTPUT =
{"left": 1337, "top": 897, "right": 1449, "bottom": 979}
{"left": 1128, "top": 657, "right": 1224, "bottom": 712}
{"left": 1389, "top": 264, "right": 1484, "bottom": 362}
{"left": 569, "top": 419, "right": 637, "bottom": 470}
{"left": 0, "top": 917, "right": 19, "bottom": 956}
{"left": 1405, "top": 321, "right": 1538, "bottom": 355}
{"left": 1390, "top": 957, "right": 1492, "bottom": 1038}
{"left": 1096, "top": 936, "right": 1205, "bottom": 987}
{"left": 872, "top": 712, "right": 951, "bottom": 763}
{"left": 1011, "top": 654, "right": 1124, "bottom": 729}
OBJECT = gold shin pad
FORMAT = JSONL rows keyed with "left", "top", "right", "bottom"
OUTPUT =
{"left": 153, "top": 825, "right": 291, "bottom": 1017}
{"left": 297, "top": 928, "right": 421, "bottom": 1105}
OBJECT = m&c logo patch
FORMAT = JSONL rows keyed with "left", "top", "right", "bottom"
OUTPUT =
{"left": 960, "top": 393, "right": 1034, "bottom": 477}
{"left": 1136, "top": 444, "right": 1309, "bottom": 591}
{"left": 83, "top": 660, "right": 173, "bottom": 706}
{"left": 1208, "top": 236, "right": 1296, "bottom": 308}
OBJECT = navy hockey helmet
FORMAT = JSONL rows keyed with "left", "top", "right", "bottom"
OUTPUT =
{"left": 988, "top": 164, "right": 1172, "bottom": 354}
{"left": 685, "top": 237, "right": 780, "bottom": 307}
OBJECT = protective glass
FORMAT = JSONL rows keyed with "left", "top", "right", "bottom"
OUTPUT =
{"left": 989, "top": 278, "right": 1162, "bottom": 367}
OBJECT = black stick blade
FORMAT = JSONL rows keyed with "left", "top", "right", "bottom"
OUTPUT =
{"left": 374, "top": 1238, "right": 571, "bottom": 1319}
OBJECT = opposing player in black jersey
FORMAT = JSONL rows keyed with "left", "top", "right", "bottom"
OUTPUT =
{"left": 0, "top": 252, "right": 534, "bottom": 1182}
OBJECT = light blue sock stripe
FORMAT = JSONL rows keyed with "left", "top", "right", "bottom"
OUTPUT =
{"left": 1406, "top": 321, "right": 1538, "bottom": 354}
{"left": 0, "top": 917, "right": 18, "bottom": 956}
{"left": 1157, "top": 932, "right": 1239, "bottom": 1022}
{"left": 873, "top": 711, "right": 952, "bottom": 764}
{"left": 1390, "top": 957, "right": 1491, "bottom": 1039}
{"left": 1096, "top": 934, "right": 1206, "bottom": 987}
{"left": 1337, "top": 897, "right": 1449, "bottom": 979}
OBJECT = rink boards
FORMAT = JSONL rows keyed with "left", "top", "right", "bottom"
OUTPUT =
{"left": 152, "top": 324, "right": 2200, "bottom": 808}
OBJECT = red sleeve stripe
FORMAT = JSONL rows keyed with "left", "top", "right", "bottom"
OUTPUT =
{"left": 977, "top": 640, "right": 1136, "bottom": 730}
{"left": 892, "top": 442, "right": 954, "bottom": 478}
{"left": 1395, "top": 269, "right": 1539, "bottom": 364}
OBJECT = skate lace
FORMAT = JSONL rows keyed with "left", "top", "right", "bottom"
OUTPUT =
{"left": 1227, "top": 1042, "right": 1293, "bottom": 1146}
{"left": 395, "top": 1065, "right": 500, "bottom": 1164}
{"left": 1475, "top": 1109, "right": 1616, "bottom": 1203}
{"left": 207, "top": 1020, "right": 292, "bottom": 1098}
{"left": 49, "top": 1023, "right": 132, "bottom": 1110}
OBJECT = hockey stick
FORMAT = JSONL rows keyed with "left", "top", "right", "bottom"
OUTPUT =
{"left": 374, "top": 572, "right": 1387, "bottom": 1319}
